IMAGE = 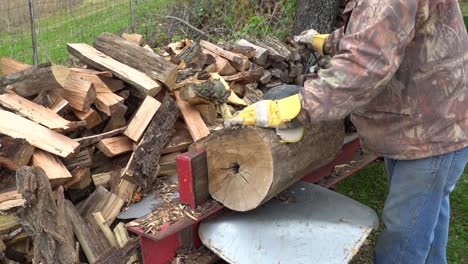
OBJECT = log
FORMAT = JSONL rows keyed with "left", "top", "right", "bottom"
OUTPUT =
{"left": 0, "top": 57, "right": 31, "bottom": 76}
{"left": 0, "top": 110, "right": 79, "bottom": 158}
{"left": 121, "top": 33, "right": 145, "bottom": 46}
{"left": 73, "top": 108, "right": 103, "bottom": 129}
{"left": 61, "top": 77, "right": 96, "bottom": 112}
{"left": 200, "top": 40, "right": 250, "bottom": 71}
{"left": 124, "top": 96, "right": 161, "bottom": 142}
{"left": 179, "top": 80, "right": 230, "bottom": 105}
{"left": 0, "top": 135, "right": 34, "bottom": 171}
{"left": 63, "top": 148, "right": 93, "bottom": 171}
{"left": 97, "top": 136, "right": 133, "bottom": 157}
{"left": 64, "top": 199, "right": 111, "bottom": 264}
{"left": 95, "top": 92, "right": 127, "bottom": 116}
{"left": 205, "top": 122, "right": 344, "bottom": 211}
{"left": 221, "top": 66, "right": 264, "bottom": 83}
{"left": 124, "top": 94, "right": 179, "bottom": 189}
{"left": 236, "top": 39, "right": 269, "bottom": 66}
{"left": 0, "top": 92, "right": 84, "bottom": 132}
{"left": 16, "top": 167, "right": 77, "bottom": 264}
{"left": 174, "top": 91, "right": 210, "bottom": 141}
{"left": 67, "top": 43, "right": 161, "bottom": 96}
{"left": 252, "top": 37, "right": 291, "bottom": 62}
{"left": 0, "top": 63, "right": 69, "bottom": 97}
{"left": 94, "top": 33, "right": 177, "bottom": 89}
{"left": 201, "top": 49, "right": 237, "bottom": 76}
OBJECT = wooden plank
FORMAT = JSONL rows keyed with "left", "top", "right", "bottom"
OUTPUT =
{"left": 31, "top": 149, "right": 73, "bottom": 181}
{"left": 0, "top": 110, "right": 79, "bottom": 158}
{"left": 94, "top": 32, "right": 177, "bottom": 89}
{"left": 61, "top": 77, "right": 96, "bottom": 112}
{"left": 124, "top": 94, "right": 179, "bottom": 189}
{"left": 124, "top": 96, "right": 161, "bottom": 142}
{"left": 174, "top": 91, "right": 210, "bottom": 142}
{"left": 73, "top": 108, "right": 103, "bottom": 129}
{"left": 0, "top": 135, "right": 34, "bottom": 171}
{"left": 97, "top": 136, "right": 133, "bottom": 157}
{"left": 75, "top": 127, "right": 126, "bottom": 148}
{"left": 16, "top": 167, "right": 77, "bottom": 263}
{"left": 0, "top": 92, "right": 84, "bottom": 132}
{"left": 67, "top": 43, "right": 161, "bottom": 96}
{"left": 200, "top": 40, "right": 250, "bottom": 71}
{"left": 0, "top": 57, "right": 31, "bottom": 75}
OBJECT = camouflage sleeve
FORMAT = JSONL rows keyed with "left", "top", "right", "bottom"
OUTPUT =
{"left": 299, "top": 0, "right": 418, "bottom": 122}
{"left": 323, "top": 27, "right": 345, "bottom": 56}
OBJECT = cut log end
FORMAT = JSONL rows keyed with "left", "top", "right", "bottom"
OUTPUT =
{"left": 206, "top": 128, "right": 273, "bottom": 211}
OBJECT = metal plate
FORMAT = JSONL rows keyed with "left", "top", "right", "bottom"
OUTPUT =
{"left": 199, "top": 182, "right": 378, "bottom": 264}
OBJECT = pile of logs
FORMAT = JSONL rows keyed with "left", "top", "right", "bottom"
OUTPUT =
{"left": 0, "top": 31, "right": 343, "bottom": 263}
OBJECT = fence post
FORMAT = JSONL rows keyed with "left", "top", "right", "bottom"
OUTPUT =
{"left": 130, "top": 0, "right": 136, "bottom": 33}
{"left": 28, "top": 0, "right": 38, "bottom": 65}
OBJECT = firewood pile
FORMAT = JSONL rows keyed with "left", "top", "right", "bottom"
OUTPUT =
{"left": 0, "top": 32, "right": 304, "bottom": 263}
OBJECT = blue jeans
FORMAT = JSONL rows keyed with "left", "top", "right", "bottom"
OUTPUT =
{"left": 374, "top": 147, "right": 467, "bottom": 264}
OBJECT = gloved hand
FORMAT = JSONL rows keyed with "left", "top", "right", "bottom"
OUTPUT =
{"left": 293, "top": 29, "right": 329, "bottom": 56}
{"left": 225, "top": 94, "right": 301, "bottom": 128}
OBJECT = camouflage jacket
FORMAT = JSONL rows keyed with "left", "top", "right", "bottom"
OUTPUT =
{"left": 298, "top": 0, "right": 468, "bottom": 160}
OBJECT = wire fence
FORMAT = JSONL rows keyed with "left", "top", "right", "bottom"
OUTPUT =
{"left": 0, "top": 0, "right": 167, "bottom": 65}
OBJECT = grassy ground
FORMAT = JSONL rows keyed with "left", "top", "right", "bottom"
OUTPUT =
{"left": 0, "top": 0, "right": 171, "bottom": 64}
{"left": 334, "top": 160, "right": 468, "bottom": 263}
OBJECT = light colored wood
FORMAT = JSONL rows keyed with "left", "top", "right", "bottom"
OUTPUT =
{"left": 69, "top": 68, "right": 124, "bottom": 93}
{"left": 78, "top": 186, "right": 124, "bottom": 225}
{"left": 124, "top": 96, "right": 161, "bottom": 142}
{"left": 61, "top": 77, "right": 96, "bottom": 112}
{"left": 92, "top": 171, "right": 112, "bottom": 188}
{"left": 0, "top": 109, "right": 79, "bottom": 158}
{"left": 101, "top": 193, "right": 124, "bottom": 225}
{"left": 0, "top": 135, "right": 35, "bottom": 170}
{"left": 0, "top": 92, "right": 84, "bottom": 132}
{"left": 67, "top": 168, "right": 92, "bottom": 190}
{"left": 103, "top": 116, "right": 126, "bottom": 132}
{"left": 174, "top": 91, "right": 210, "bottom": 141}
{"left": 121, "top": 33, "right": 144, "bottom": 46}
{"left": 114, "top": 222, "right": 139, "bottom": 264}
{"left": 195, "top": 104, "right": 217, "bottom": 126}
{"left": 205, "top": 122, "right": 345, "bottom": 211}
{"left": 201, "top": 49, "right": 237, "bottom": 76}
{"left": 236, "top": 39, "right": 269, "bottom": 66}
{"left": 0, "top": 213, "right": 20, "bottom": 233}
{"left": 200, "top": 40, "right": 250, "bottom": 71}
{"left": 67, "top": 43, "right": 161, "bottom": 96}
{"left": 0, "top": 190, "right": 25, "bottom": 211}
{"left": 95, "top": 92, "right": 126, "bottom": 116}
{"left": 73, "top": 108, "right": 103, "bottom": 129}
{"left": 31, "top": 149, "right": 73, "bottom": 181}
{"left": 0, "top": 57, "right": 31, "bottom": 75}
{"left": 117, "top": 179, "right": 136, "bottom": 203}
{"left": 75, "top": 127, "right": 126, "bottom": 148}
{"left": 97, "top": 136, "right": 133, "bottom": 157}
{"left": 90, "top": 212, "right": 119, "bottom": 248}
{"left": 211, "top": 73, "right": 247, "bottom": 106}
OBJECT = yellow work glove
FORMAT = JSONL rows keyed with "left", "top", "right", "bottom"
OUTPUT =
{"left": 293, "top": 29, "right": 329, "bottom": 56}
{"left": 225, "top": 94, "right": 301, "bottom": 128}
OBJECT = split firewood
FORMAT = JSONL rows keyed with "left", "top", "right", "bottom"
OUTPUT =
{"left": 243, "top": 83, "right": 264, "bottom": 105}
{"left": 78, "top": 186, "right": 124, "bottom": 225}
{"left": 175, "top": 91, "right": 210, "bottom": 142}
{"left": 265, "top": 79, "right": 282, "bottom": 89}
{"left": 67, "top": 43, "right": 161, "bottom": 96}
{"left": 259, "top": 70, "right": 272, "bottom": 84}
{"left": 69, "top": 68, "right": 124, "bottom": 93}
{"left": 92, "top": 170, "right": 120, "bottom": 188}
{"left": 64, "top": 199, "right": 111, "bottom": 264}
{"left": 16, "top": 167, "right": 77, "bottom": 264}
{"left": 0, "top": 57, "right": 31, "bottom": 75}
{"left": 103, "top": 116, "right": 127, "bottom": 132}
{"left": 0, "top": 92, "right": 85, "bottom": 132}
{"left": 60, "top": 76, "right": 96, "bottom": 112}
{"left": 94, "top": 238, "right": 139, "bottom": 264}
{"left": 75, "top": 127, "right": 126, "bottom": 148}
{"left": 88, "top": 212, "right": 119, "bottom": 248}
{"left": 219, "top": 43, "right": 256, "bottom": 58}
{"left": 121, "top": 33, "right": 145, "bottom": 46}
{"left": 195, "top": 104, "right": 217, "bottom": 126}
{"left": 124, "top": 94, "right": 179, "bottom": 189}
{"left": 200, "top": 40, "right": 250, "bottom": 71}
{"left": 161, "top": 122, "right": 193, "bottom": 154}
{"left": 0, "top": 213, "right": 19, "bottom": 234}
{"left": 94, "top": 33, "right": 177, "bottom": 90}
{"left": 0, "top": 135, "right": 34, "bottom": 171}
{"left": 158, "top": 152, "right": 180, "bottom": 176}
{"left": 0, "top": 63, "right": 69, "bottom": 97}
{"left": 63, "top": 148, "right": 93, "bottom": 171}
{"left": 204, "top": 121, "right": 344, "bottom": 211}
{"left": 0, "top": 189, "right": 24, "bottom": 211}
{"left": 34, "top": 90, "right": 70, "bottom": 116}
{"left": 236, "top": 39, "right": 269, "bottom": 66}
{"left": 201, "top": 49, "right": 237, "bottom": 76}
{"left": 116, "top": 179, "right": 136, "bottom": 203}
{"left": 96, "top": 136, "right": 134, "bottom": 158}
{"left": 221, "top": 66, "right": 264, "bottom": 83}
{"left": 179, "top": 80, "right": 230, "bottom": 105}
{"left": 95, "top": 92, "right": 127, "bottom": 116}
{"left": 64, "top": 168, "right": 92, "bottom": 190}
{"left": 177, "top": 42, "right": 202, "bottom": 65}
{"left": 31, "top": 149, "right": 73, "bottom": 184}
{"left": 124, "top": 96, "right": 161, "bottom": 142}
{"left": 0, "top": 110, "right": 79, "bottom": 158}
{"left": 73, "top": 108, "right": 103, "bottom": 129}
{"left": 113, "top": 223, "right": 139, "bottom": 264}
{"left": 253, "top": 37, "right": 292, "bottom": 62}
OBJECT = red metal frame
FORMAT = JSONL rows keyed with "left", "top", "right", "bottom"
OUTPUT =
{"left": 129, "top": 137, "right": 377, "bottom": 264}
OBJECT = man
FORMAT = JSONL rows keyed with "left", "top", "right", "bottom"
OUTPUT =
{"left": 226, "top": 0, "right": 467, "bottom": 263}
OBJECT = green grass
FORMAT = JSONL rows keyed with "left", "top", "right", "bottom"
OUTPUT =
{"left": 334, "top": 160, "right": 468, "bottom": 263}
{"left": 0, "top": 0, "right": 171, "bottom": 64}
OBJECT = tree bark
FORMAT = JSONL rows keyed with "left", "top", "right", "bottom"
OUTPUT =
{"left": 294, "top": 0, "right": 341, "bottom": 34}
{"left": 205, "top": 121, "right": 345, "bottom": 211}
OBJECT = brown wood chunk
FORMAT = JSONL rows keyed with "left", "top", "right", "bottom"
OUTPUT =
{"left": 200, "top": 40, "right": 250, "bottom": 72}
{"left": 0, "top": 135, "right": 34, "bottom": 171}
{"left": 97, "top": 136, "right": 134, "bottom": 157}
{"left": 0, "top": 57, "right": 31, "bottom": 75}
{"left": 124, "top": 96, "right": 161, "bottom": 142}
{"left": 175, "top": 91, "right": 210, "bottom": 142}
